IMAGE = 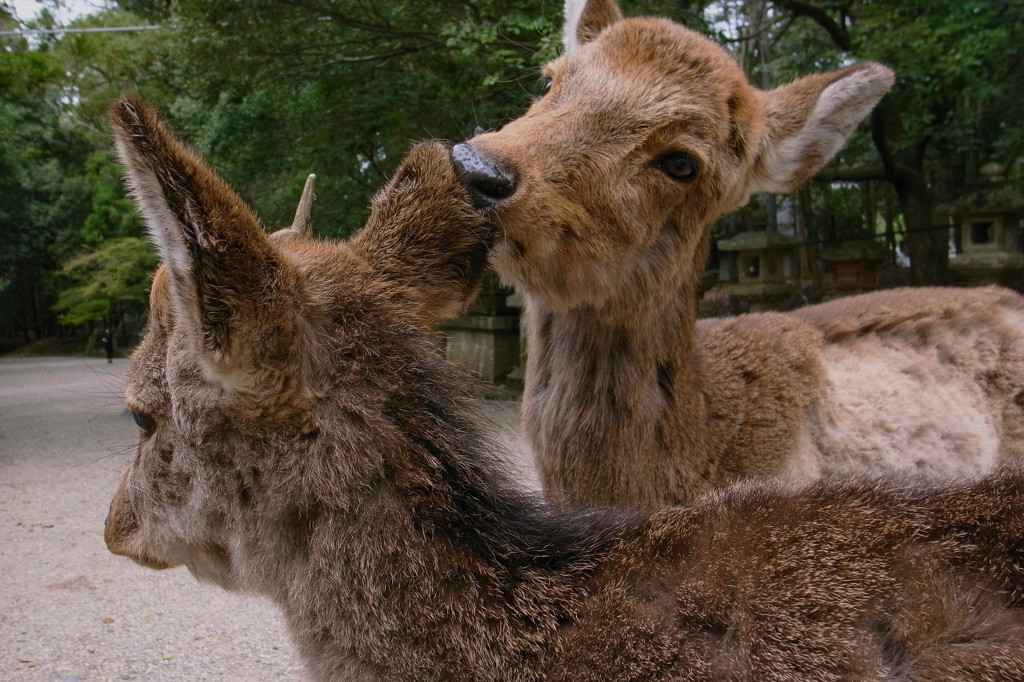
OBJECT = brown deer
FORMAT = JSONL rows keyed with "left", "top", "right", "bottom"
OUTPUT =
{"left": 453, "top": 0, "right": 1024, "bottom": 506}
{"left": 104, "top": 96, "right": 1024, "bottom": 681}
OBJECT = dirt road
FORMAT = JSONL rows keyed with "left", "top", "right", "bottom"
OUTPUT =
{"left": 0, "top": 356, "right": 529, "bottom": 681}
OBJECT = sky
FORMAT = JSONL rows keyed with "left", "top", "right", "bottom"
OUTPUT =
{"left": 11, "top": 0, "right": 103, "bottom": 23}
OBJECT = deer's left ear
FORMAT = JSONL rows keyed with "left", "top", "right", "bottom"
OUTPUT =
{"left": 110, "top": 95, "right": 300, "bottom": 394}
{"left": 563, "top": 0, "right": 622, "bottom": 53}
{"left": 750, "top": 63, "right": 894, "bottom": 194}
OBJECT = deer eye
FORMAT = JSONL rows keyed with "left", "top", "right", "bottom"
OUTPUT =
{"left": 654, "top": 151, "right": 699, "bottom": 182}
{"left": 538, "top": 75, "right": 553, "bottom": 95}
{"left": 131, "top": 411, "right": 157, "bottom": 438}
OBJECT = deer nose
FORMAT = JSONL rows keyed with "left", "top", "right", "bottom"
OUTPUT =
{"left": 451, "top": 143, "right": 516, "bottom": 209}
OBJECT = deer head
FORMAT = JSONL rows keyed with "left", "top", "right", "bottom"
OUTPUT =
{"left": 454, "top": 0, "right": 894, "bottom": 311}
{"left": 103, "top": 95, "right": 490, "bottom": 587}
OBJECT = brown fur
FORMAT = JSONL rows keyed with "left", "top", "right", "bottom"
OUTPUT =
{"left": 104, "top": 96, "right": 1024, "bottom": 682}
{"left": 461, "top": 0, "right": 1024, "bottom": 505}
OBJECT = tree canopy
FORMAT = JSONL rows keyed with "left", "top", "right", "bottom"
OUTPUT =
{"left": 1, "top": 0, "right": 1021, "bottom": 346}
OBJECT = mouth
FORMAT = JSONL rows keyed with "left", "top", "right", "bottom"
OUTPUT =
{"left": 132, "top": 554, "right": 174, "bottom": 570}
{"left": 105, "top": 524, "right": 176, "bottom": 570}
{"left": 490, "top": 231, "right": 527, "bottom": 264}
{"left": 484, "top": 211, "right": 524, "bottom": 258}
{"left": 107, "top": 540, "right": 175, "bottom": 570}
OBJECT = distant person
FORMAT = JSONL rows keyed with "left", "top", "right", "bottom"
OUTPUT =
{"left": 103, "top": 328, "right": 114, "bottom": 363}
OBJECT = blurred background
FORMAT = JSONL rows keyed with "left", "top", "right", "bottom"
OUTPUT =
{"left": 1, "top": 0, "right": 1022, "bottom": 360}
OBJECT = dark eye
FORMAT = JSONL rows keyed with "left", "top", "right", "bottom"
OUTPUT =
{"left": 131, "top": 411, "right": 157, "bottom": 438}
{"left": 538, "top": 75, "right": 553, "bottom": 95}
{"left": 654, "top": 151, "right": 699, "bottom": 182}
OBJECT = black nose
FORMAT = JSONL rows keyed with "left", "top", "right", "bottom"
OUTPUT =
{"left": 451, "top": 143, "right": 516, "bottom": 209}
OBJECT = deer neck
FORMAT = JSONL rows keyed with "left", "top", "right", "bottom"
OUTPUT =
{"left": 246, "top": 377, "right": 638, "bottom": 679}
{"left": 521, "top": 233, "right": 720, "bottom": 506}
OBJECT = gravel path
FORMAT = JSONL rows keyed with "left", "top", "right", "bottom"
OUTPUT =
{"left": 0, "top": 356, "right": 531, "bottom": 681}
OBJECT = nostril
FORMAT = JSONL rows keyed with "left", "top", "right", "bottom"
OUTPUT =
{"left": 451, "top": 143, "right": 517, "bottom": 209}
{"left": 474, "top": 176, "right": 516, "bottom": 201}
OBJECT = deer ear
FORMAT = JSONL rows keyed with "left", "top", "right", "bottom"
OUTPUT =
{"left": 563, "top": 0, "right": 623, "bottom": 52}
{"left": 353, "top": 141, "right": 491, "bottom": 327}
{"left": 110, "top": 95, "right": 297, "bottom": 389}
{"left": 750, "top": 63, "right": 894, "bottom": 194}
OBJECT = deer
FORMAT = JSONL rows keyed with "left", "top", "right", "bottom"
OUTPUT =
{"left": 104, "top": 95, "right": 1024, "bottom": 681}
{"left": 452, "top": 0, "right": 1024, "bottom": 507}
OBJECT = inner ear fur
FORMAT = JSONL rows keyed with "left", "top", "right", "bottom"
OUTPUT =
{"left": 752, "top": 63, "right": 895, "bottom": 194}
{"left": 110, "top": 95, "right": 300, "bottom": 390}
{"left": 563, "top": 0, "right": 623, "bottom": 52}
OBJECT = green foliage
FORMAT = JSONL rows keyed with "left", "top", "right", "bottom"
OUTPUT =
{"left": 443, "top": 4, "right": 561, "bottom": 83}
{"left": 52, "top": 8, "right": 182, "bottom": 139}
{"left": 858, "top": 0, "right": 1024, "bottom": 164}
{"left": 2, "top": 0, "right": 1022, "bottom": 343}
{"left": 117, "top": 0, "right": 565, "bottom": 235}
{"left": 0, "top": 27, "right": 93, "bottom": 339}
{"left": 53, "top": 237, "right": 154, "bottom": 325}
{"left": 0, "top": 5, "right": 178, "bottom": 341}
{"left": 80, "top": 149, "right": 142, "bottom": 246}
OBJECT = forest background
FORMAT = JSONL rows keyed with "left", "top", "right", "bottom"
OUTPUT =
{"left": 1, "top": 0, "right": 1022, "bottom": 352}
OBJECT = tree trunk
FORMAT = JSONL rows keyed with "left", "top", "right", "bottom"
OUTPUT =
{"left": 796, "top": 185, "right": 821, "bottom": 287}
{"left": 890, "top": 167, "right": 947, "bottom": 285}
{"left": 871, "top": 103, "right": 948, "bottom": 285}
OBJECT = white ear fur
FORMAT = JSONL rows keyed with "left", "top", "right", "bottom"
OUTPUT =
{"left": 563, "top": 0, "right": 588, "bottom": 52}
{"left": 753, "top": 64, "right": 895, "bottom": 194}
{"left": 112, "top": 133, "right": 200, "bottom": 318}
{"left": 111, "top": 96, "right": 295, "bottom": 394}
{"left": 562, "top": 0, "right": 622, "bottom": 53}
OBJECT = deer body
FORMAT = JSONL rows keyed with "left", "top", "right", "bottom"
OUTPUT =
{"left": 457, "top": 0, "right": 1024, "bottom": 506}
{"left": 525, "top": 281, "right": 1024, "bottom": 506}
{"left": 105, "top": 96, "right": 1024, "bottom": 681}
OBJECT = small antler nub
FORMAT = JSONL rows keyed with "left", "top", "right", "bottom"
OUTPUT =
{"left": 290, "top": 174, "right": 317, "bottom": 237}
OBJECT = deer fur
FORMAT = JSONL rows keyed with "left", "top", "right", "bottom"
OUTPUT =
{"left": 459, "top": 0, "right": 1024, "bottom": 506}
{"left": 104, "top": 96, "right": 1024, "bottom": 681}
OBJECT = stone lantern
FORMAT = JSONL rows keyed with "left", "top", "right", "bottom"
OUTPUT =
{"left": 949, "top": 162, "right": 1024, "bottom": 286}
{"left": 441, "top": 271, "right": 521, "bottom": 386}
{"left": 819, "top": 240, "right": 889, "bottom": 296}
{"left": 717, "top": 230, "right": 798, "bottom": 311}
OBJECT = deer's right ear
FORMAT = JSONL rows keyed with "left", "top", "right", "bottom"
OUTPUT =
{"left": 563, "top": 0, "right": 622, "bottom": 53}
{"left": 110, "top": 96, "right": 298, "bottom": 391}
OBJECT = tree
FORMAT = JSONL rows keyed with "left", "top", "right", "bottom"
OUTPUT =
{"left": 118, "top": 0, "right": 565, "bottom": 235}
{"left": 770, "top": 0, "right": 1024, "bottom": 284}
{"left": 52, "top": 236, "right": 154, "bottom": 328}
{"left": 0, "top": 7, "right": 95, "bottom": 342}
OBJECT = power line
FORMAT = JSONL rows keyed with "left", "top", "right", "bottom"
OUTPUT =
{"left": 0, "top": 25, "right": 168, "bottom": 36}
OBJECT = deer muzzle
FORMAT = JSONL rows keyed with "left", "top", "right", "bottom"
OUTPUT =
{"left": 451, "top": 143, "right": 517, "bottom": 209}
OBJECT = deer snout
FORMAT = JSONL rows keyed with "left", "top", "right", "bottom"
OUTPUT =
{"left": 451, "top": 143, "right": 516, "bottom": 209}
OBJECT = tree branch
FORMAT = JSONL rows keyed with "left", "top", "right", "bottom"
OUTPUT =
{"left": 772, "top": 0, "right": 853, "bottom": 51}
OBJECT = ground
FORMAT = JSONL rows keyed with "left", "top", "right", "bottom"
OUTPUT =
{"left": 0, "top": 356, "right": 529, "bottom": 681}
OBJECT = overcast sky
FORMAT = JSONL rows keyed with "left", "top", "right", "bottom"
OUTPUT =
{"left": 11, "top": 0, "right": 104, "bottom": 22}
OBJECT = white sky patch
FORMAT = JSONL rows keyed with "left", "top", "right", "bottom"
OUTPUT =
{"left": 11, "top": 0, "right": 105, "bottom": 23}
